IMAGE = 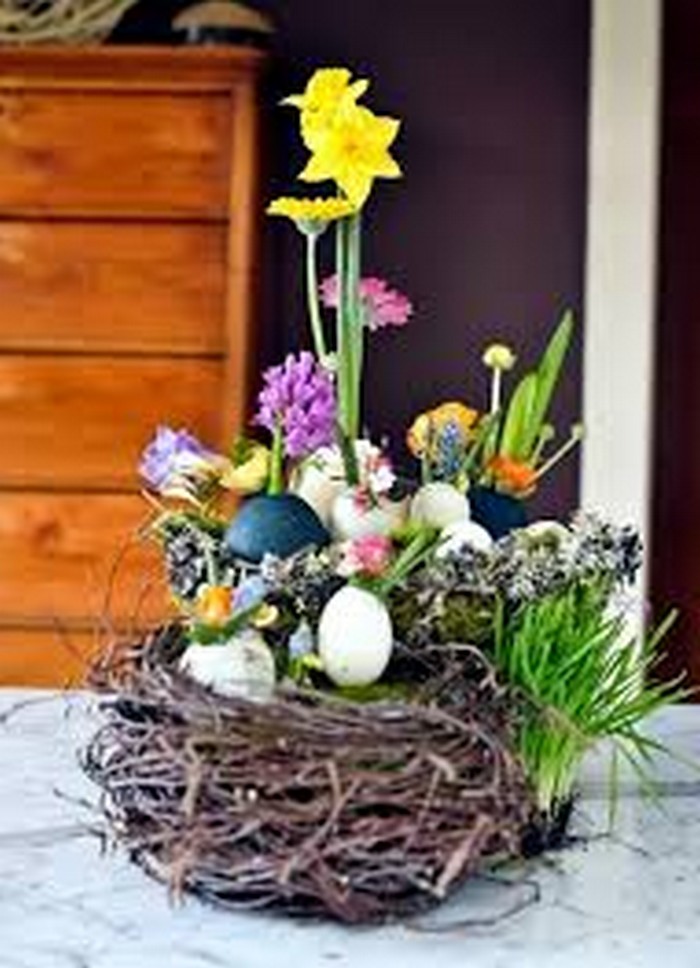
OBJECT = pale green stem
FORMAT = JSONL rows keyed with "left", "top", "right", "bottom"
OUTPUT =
{"left": 267, "top": 421, "right": 285, "bottom": 495}
{"left": 347, "top": 212, "right": 363, "bottom": 431}
{"left": 490, "top": 369, "right": 502, "bottom": 414}
{"left": 335, "top": 217, "right": 353, "bottom": 438}
{"left": 336, "top": 214, "right": 363, "bottom": 441}
{"left": 530, "top": 424, "right": 555, "bottom": 466}
{"left": 533, "top": 427, "right": 584, "bottom": 481}
{"left": 305, "top": 233, "right": 328, "bottom": 362}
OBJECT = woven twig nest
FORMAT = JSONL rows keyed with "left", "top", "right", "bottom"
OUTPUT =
{"left": 0, "top": 1, "right": 140, "bottom": 44}
{"left": 84, "top": 626, "right": 535, "bottom": 923}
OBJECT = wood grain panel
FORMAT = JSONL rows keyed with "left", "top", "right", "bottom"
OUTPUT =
{"left": 0, "top": 91, "right": 232, "bottom": 216}
{"left": 0, "top": 45, "right": 265, "bottom": 92}
{"left": 0, "top": 357, "right": 223, "bottom": 489}
{"left": 0, "top": 492, "right": 173, "bottom": 629}
{"left": 0, "top": 626, "right": 105, "bottom": 687}
{"left": 0, "top": 221, "right": 228, "bottom": 354}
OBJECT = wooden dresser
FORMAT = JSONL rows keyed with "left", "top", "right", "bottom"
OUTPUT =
{"left": 0, "top": 46, "right": 265, "bottom": 686}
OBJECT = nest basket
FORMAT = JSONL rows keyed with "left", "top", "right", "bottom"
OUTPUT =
{"left": 84, "top": 625, "right": 536, "bottom": 923}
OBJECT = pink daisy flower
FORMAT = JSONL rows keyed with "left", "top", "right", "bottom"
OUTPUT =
{"left": 320, "top": 275, "right": 413, "bottom": 331}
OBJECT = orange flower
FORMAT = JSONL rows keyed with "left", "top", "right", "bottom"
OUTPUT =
{"left": 488, "top": 456, "right": 538, "bottom": 496}
{"left": 195, "top": 585, "right": 232, "bottom": 626}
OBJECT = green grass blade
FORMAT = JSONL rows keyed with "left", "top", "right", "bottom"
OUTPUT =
{"left": 499, "top": 372, "right": 538, "bottom": 459}
{"left": 522, "top": 310, "right": 574, "bottom": 456}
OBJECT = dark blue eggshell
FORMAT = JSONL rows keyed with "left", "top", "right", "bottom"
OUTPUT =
{"left": 470, "top": 486, "right": 527, "bottom": 540}
{"left": 223, "top": 493, "right": 330, "bottom": 563}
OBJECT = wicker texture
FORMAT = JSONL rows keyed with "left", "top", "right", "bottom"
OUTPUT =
{"left": 84, "top": 627, "right": 534, "bottom": 922}
{"left": 0, "top": 1, "right": 139, "bottom": 43}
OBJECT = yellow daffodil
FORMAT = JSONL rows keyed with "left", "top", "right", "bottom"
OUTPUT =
{"left": 282, "top": 67, "right": 369, "bottom": 151}
{"left": 482, "top": 343, "right": 516, "bottom": 371}
{"left": 300, "top": 103, "right": 401, "bottom": 208}
{"left": 221, "top": 442, "right": 270, "bottom": 495}
{"left": 266, "top": 196, "right": 356, "bottom": 236}
{"left": 431, "top": 402, "right": 479, "bottom": 434}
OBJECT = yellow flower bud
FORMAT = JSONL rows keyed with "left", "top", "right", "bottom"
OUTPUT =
{"left": 482, "top": 343, "right": 516, "bottom": 371}
{"left": 221, "top": 444, "right": 270, "bottom": 495}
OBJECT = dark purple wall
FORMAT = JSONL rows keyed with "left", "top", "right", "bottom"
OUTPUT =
{"left": 126, "top": 0, "right": 590, "bottom": 517}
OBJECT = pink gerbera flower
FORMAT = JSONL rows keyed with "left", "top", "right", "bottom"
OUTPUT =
{"left": 338, "top": 534, "right": 393, "bottom": 578}
{"left": 320, "top": 275, "right": 413, "bottom": 331}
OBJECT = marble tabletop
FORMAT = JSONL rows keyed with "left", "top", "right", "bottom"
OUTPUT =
{"left": 1, "top": 689, "right": 699, "bottom": 968}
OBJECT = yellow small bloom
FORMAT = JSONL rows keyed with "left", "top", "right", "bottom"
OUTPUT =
{"left": 300, "top": 103, "right": 401, "bottom": 208}
{"left": 431, "top": 402, "right": 479, "bottom": 434}
{"left": 406, "top": 413, "right": 432, "bottom": 458}
{"left": 482, "top": 343, "right": 516, "bottom": 371}
{"left": 266, "top": 196, "right": 356, "bottom": 235}
{"left": 406, "top": 402, "right": 479, "bottom": 458}
{"left": 252, "top": 603, "right": 279, "bottom": 629}
{"left": 221, "top": 443, "right": 270, "bottom": 495}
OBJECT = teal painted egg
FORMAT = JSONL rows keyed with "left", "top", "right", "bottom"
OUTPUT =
{"left": 223, "top": 493, "right": 330, "bottom": 563}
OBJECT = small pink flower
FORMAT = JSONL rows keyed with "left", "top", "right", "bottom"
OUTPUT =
{"left": 338, "top": 534, "right": 393, "bottom": 578}
{"left": 320, "top": 275, "right": 413, "bottom": 331}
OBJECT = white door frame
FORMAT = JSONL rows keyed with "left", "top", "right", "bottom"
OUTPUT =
{"left": 582, "top": 0, "right": 662, "bottom": 593}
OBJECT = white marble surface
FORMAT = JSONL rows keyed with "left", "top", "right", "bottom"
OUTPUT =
{"left": 1, "top": 689, "right": 699, "bottom": 968}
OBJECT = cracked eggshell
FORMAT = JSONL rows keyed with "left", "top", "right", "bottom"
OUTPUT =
{"left": 330, "top": 488, "right": 406, "bottom": 542}
{"left": 409, "top": 482, "right": 470, "bottom": 530}
{"left": 436, "top": 519, "right": 494, "bottom": 558}
{"left": 318, "top": 585, "right": 393, "bottom": 686}
{"left": 179, "top": 631, "right": 275, "bottom": 702}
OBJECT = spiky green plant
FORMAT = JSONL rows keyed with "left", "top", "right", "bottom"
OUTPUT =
{"left": 492, "top": 581, "right": 689, "bottom": 817}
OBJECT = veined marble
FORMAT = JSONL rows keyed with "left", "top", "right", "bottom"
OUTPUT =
{"left": 1, "top": 689, "right": 699, "bottom": 968}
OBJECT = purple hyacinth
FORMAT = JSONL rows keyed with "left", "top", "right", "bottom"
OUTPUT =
{"left": 139, "top": 426, "right": 212, "bottom": 491}
{"left": 255, "top": 352, "right": 336, "bottom": 459}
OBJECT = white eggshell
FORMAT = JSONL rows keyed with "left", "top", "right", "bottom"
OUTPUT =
{"left": 179, "top": 631, "right": 275, "bottom": 702}
{"left": 437, "top": 520, "right": 493, "bottom": 558}
{"left": 318, "top": 585, "right": 393, "bottom": 686}
{"left": 410, "top": 482, "right": 470, "bottom": 529}
{"left": 330, "top": 488, "right": 405, "bottom": 541}
{"left": 291, "top": 461, "right": 344, "bottom": 528}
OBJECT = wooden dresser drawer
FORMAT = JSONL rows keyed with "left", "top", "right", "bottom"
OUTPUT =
{"left": 0, "top": 492, "right": 171, "bottom": 626}
{"left": 0, "top": 221, "right": 228, "bottom": 354}
{"left": 0, "top": 91, "right": 233, "bottom": 217}
{"left": 0, "top": 357, "right": 223, "bottom": 489}
{"left": 0, "top": 627, "right": 103, "bottom": 687}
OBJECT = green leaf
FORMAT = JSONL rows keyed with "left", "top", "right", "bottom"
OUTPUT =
{"left": 522, "top": 310, "right": 574, "bottom": 457}
{"left": 499, "top": 372, "right": 538, "bottom": 459}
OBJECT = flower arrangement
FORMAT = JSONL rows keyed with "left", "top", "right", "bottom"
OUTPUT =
{"left": 86, "top": 65, "right": 690, "bottom": 924}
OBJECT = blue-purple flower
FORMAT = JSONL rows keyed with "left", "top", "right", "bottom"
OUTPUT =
{"left": 139, "top": 426, "right": 224, "bottom": 503}
{"left": 255, "top": 352, "right": 336, "bottom": 459}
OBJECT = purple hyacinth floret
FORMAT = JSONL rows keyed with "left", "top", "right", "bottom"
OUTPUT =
{"left": 255, "top": 352, "right": 336, "bottom": 459}
{"left": 139, "top": 426, "right": 211, "bottom": 490}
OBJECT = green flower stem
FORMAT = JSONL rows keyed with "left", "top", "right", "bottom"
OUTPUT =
{"left": 347, "top": 212, "right": 363, "bottom": 431}
{"left": 305, "top": 233, "right": 328, "bottom": 362}
{"left": 268, "top": 421, "right": 285, "bottom": 496}
{"left": 533, "top": 425, "right": 584, "bottom": 481}
{"left": 377, "top": 528, "right": 441, "bottom": 598}
{"left": 490, "top": 368, "right": 502, "bottom": 414}
{"left": 335, "top": 217, "right": 352, "bottom": 436}
{"left": 335, "top": 214, "right": 363, "bottom": 485}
